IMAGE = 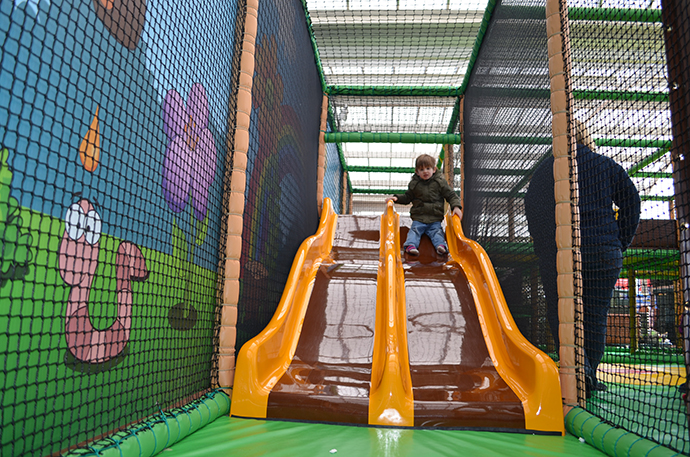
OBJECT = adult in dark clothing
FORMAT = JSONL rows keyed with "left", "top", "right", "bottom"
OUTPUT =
{"left": 524, "top": 120, "right": 641, "bottom": 393}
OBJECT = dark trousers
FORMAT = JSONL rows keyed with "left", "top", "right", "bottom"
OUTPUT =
{"left": 539, "top": 247, "right": 622, "bottom": 385}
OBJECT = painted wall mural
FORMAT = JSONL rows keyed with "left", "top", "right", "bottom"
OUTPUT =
{"left": 0, "top": 0, "right": 237, "bottom": 454}
{"left": 59, "top": 198, "right": 149, "bottom": 363}
{"left": 161, "top": 84, "right": 217, "bottom": 330}
{"left": 0, "top": 147, "right": 33, "bottom": 287}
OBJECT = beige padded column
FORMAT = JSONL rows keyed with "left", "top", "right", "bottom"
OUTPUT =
{"left": 219, "top": 0, "right": 259, "bottom": 394}
{"left": 546, "top": 0, "right": 581, "bottom": 412}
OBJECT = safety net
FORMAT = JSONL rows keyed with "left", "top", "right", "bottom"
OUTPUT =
{"left": 0, "top": 0, "right": 238, "bottom": 454}
{"left": 564, "top": 1, "right": 686, "bottom": 453}
{"left": 463, "top": 0, "right": 553, "bottom": 354}
{"left": 2, "top": 0, "right": 690, "bottom": 454}
{"left": 307, "top": 0, "right": 487, "bottom": 215}
{"left": 233, "top": 0, "right": 324, "bottom": 351}
{"left": 462, "top": 0, "right": 687, "bottom": 453}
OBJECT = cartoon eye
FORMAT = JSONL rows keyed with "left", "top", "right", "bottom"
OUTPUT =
{"left": 84, "top": 210, "right": 102, "bottom": 245}
{"left": 65, "top": 203, "right": 86, "bottom": 241}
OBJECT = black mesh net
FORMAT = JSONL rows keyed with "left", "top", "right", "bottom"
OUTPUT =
{"left": 235, "top": 0, "right": 323, "bottom": 351}
{"left": 463, "top": 0, "right": 554, "bottom": 351}
{"left": 2, "top": 0, "right": 690, "bottom": 453}
{"left": 665, "top": 0, "right": 690, "bottom": 449}
{"left": 565, "top": 1, "right": 687, "bottom": 453}
{"left": 464, "top": 0, "right": 687, "bottom": 452}
{"left": 325, "top": 136, "right": 347, "bottom": 215}
{"left": 328, "top": 95, "right": 459, "bottom": 216}
{"left": 0, "top": 0, "right": 238, "bottom": 454}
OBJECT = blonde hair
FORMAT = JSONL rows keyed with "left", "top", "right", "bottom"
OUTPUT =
{"left": 573, "top": 119, "right": 596, "bottom": 151}
{"left": 415, "top": 154, "right": 436, "bottom": 170}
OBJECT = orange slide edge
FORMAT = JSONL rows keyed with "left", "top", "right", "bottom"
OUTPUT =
{"left": 230, "top": 198, "right": 338, "bottom": 419}
{"left": 446, "top": 213, "right": 565, "bottom": 435}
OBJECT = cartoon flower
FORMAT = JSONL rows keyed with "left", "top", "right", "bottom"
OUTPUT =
{"left": 161, "top": 84, "right": 217, "bottom": 221}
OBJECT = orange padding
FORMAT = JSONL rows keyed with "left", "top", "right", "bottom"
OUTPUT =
{"left": 369, "top": 201, "right": 414, "bottom": 426}
{"left": 230, "top": 198, "right": 338, "bottom": 419}
{"left": 445, "top": 213, "right": 565, "bottom": 434}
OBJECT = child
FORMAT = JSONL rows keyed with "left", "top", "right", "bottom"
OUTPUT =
{"left": 386, "top": 154, "right": 463, "bottom": 256}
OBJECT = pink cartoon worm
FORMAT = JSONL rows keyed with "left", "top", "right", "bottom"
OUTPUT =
{"left": 58, "top": 199, "right": 148, "bottom": 363}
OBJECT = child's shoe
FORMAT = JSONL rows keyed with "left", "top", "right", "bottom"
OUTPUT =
{"left": 405, "top": 245, "right": 419, "bottom": 256}
{"left": 436, "top": 245, "right": 448, "bottom": 256}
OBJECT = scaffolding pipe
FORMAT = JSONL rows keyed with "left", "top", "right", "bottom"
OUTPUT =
{"left": 324, "top": 132, "right": 463, "bottom": 144}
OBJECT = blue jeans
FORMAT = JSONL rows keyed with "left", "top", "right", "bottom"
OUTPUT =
{"left": 542, "top": 247, "right": 621, "bottom": 385}
{"left": 404, "top": 221, "right": 446, "bottom": 250}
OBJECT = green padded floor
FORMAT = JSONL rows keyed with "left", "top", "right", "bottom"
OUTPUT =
{"left": 159, "top": 415, "right": 607, "bottom": 456}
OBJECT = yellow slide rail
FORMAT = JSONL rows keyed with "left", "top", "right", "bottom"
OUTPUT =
{"left": 446, "top": 213, "right": 565, "bottom": 434}
{"left": 369, "top": 201, "right": 414, "bottom": 427}
{"left": 230, "top": 198, "right": 338, "bottom": 418}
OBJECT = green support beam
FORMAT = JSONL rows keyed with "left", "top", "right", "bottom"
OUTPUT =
{"left": 631, "top": 171, "right": 672, "bottom": 179}
{"left": 568, "top": 7, "right": 663, "bottom": 22}
{"left": 640, "top": 195, "right": 675, "bottom": 202}
{"left": 327, "top": 86, "right": 461, "bottom": 97}
{"left": 326, "top": 86, "right": 668, "bottom": 102}
{"left": 324, "top": 132, "right": 463, "bottom": 144}
{"left": 353, "top": 188, "right": 672, "bottom": 202}
{"left": 627, "top": 146, "right": 670, "bottom": 175}
{"left": 345, "top": 166, "right": 461, "bottom": 174}
{"left": 466, "top": 136, "right": 670, "bottom": 149}
{"left": 352, "top": 188, "right": 406, "bottom": 195}
{"left": 596, "top": 138, "right": 672, "bottom": 148}
{"left": 347, "top": 166, "right": 415, "bottom": 174}
{"left": 575, "top": 89, "right": 668, "bottom": 103}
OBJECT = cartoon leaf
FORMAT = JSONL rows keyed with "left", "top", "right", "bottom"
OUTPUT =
{"left": 0, "top": 148, "right": 33, "bottom": 286}
{"left": 79, "top": 107, "right": 101, "bottom": 172}
{"left": 1, "top": 148, "right": 13, "bottom": 223}
{"left": 16, "top": 233, "right": 33, "bottom": 264}
{"left": 0, "top": 148, "right": 11, "bottom": 185}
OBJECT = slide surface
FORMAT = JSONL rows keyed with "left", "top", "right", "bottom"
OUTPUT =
{"left": 231, "top": 200, "right": 563, "bottom": 434}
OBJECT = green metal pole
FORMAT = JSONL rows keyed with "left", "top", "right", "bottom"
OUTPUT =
{"left": 595, "top": 138, "right": 672, "bottom": 148}
{"left": 324, "top": 132, "right": 463, "bottom": 144}
{"left": 629, "top": 268, "right": 638, "bottom": 353}
{"left": 627, "top": 146, "right": 671, "bottom": 175}
{"left": 568, "top": 6, "right": 663, "bottom": 22}
{"left": 327, "top": 86, "right": 461, "bottom": 97}
{"left": 457, "top": 0, "right": 498, "bottom": 95}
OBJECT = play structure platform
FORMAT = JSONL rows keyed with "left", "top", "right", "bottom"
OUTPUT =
{"left": 231, "top": 200, "right": 563, "bottom": 433}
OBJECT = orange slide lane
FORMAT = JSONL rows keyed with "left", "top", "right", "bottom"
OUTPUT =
{"left": 369, "top": 201, "right": 414, "bottom": 426}
{"left": 230, "top": 198, "right": 338, "bottom": 419}
{"left": 445, "top": 213, "right": 564, "bottom": 434}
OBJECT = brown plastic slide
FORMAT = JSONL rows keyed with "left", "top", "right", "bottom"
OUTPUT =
{"left": 231, "top": 200, "right": 563, "bottom": 433}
